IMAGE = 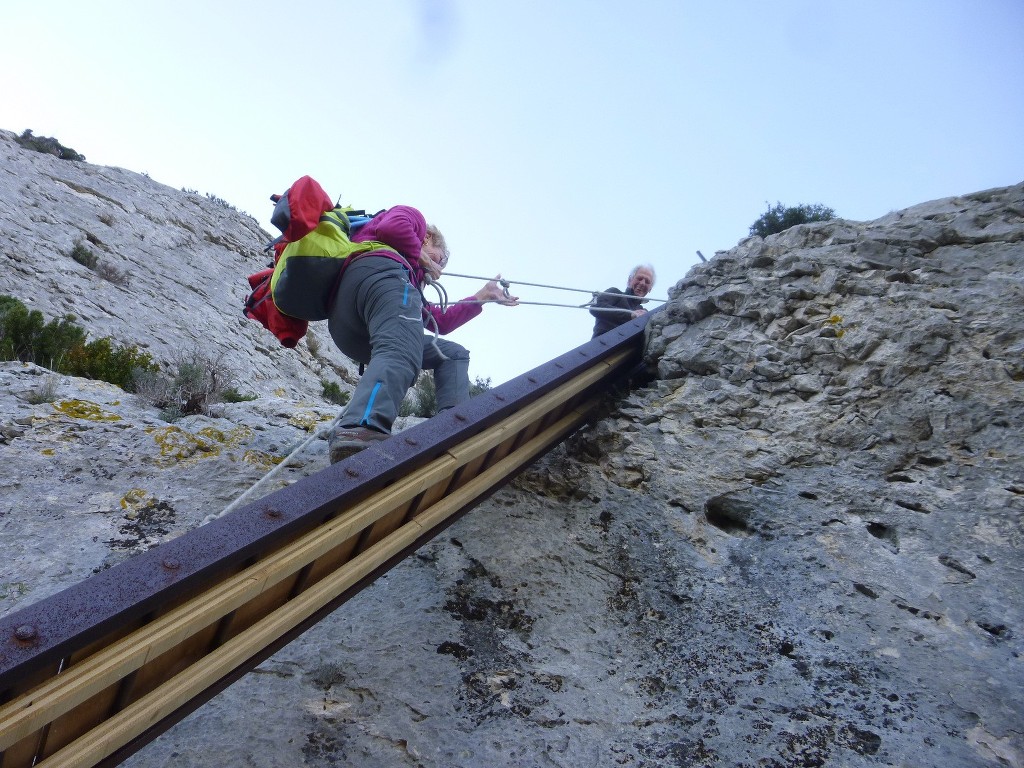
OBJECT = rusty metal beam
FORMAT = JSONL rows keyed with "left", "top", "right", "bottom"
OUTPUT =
{"left": 0, "top": 316, "right": 651, "bottom": 768}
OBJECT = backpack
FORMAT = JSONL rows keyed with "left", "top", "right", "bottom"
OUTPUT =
{"left": 242, "top": 176, "right": 373, "bottom": 347}
{"left": 243, "top": 176, "right": 427, "bottom": 347}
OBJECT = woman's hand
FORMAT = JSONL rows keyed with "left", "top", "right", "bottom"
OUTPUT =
{"left": 475, "top": 274, "right": 519, "bottom": 306}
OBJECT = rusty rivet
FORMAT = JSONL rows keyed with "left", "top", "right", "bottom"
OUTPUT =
{"left": 161, "top": 558, "right": 180, "bottom": 570}
{"left": 404, "top": 436, "right": 419, "bottom": 446}
{"left": 14, "top": 625, "right": 37, "bottom": 642}
{"left": 527, "top": 376, "right": 538, "bottom": 384}
{"left": 265, "top": 508, "right": 283, "bottom": 519}
{"left": 555, "top": 362, "right": 564, "bottom": 368}
{"left": 345, "top": 467, "right": 360, "bottom": 477}
{"left": 494, "top": 394, "right": 506, "bottom": 402}
{"left": 454, "top": 412, "right": 468, "bottom": 422}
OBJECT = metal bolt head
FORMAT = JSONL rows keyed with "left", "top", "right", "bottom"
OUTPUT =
{"left": 14, "top": 625, "right": 37, "bottom": 642}
{"left": 161, "top": 558, "right": 180, "bottom": 570}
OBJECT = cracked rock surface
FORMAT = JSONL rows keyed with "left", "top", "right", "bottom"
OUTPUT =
{"left": 1, "top": 136, "right": 1021, "bottom": 768}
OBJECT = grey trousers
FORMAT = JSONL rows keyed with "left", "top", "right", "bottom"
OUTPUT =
{"left": 425, "top": 335, "right": 470, "bottom": 411}
{"left": 328, "top": 256, "right": 472, "bottom": 432}
{"left": 328, "top": 257, "right": 423, "bottom": 433}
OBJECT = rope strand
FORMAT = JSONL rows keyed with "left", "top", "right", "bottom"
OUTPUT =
{"left": 441, "top": 272, "right": 668, "bottom": 304}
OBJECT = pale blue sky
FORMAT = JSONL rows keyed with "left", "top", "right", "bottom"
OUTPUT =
{"left": 4, "top": 1, "right": 1023, "bottom": 385}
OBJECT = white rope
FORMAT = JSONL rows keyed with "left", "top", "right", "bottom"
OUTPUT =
{"left": 441, "top": 272, "right": 668, "bottom": 304}
{"left": 427, "top": 297, "right": 656, "bottom": 313}
{"left": 201, "top": 413, "right": 343, "bottom": 525}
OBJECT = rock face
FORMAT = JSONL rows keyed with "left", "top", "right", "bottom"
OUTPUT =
{"left": 1, "top": 134, "right": 1021, "bottom": 767}
{"left": 0, "top": 128, "right": 356, "bottom": 399}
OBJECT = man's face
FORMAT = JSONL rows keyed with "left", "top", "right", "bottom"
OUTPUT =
{"left": 630, "top": 268, "right": 654, "bottom": 297}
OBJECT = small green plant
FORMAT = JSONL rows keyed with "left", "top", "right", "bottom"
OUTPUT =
{"left": 399, "top": 373, "right": 437, "bottom": 418}
{"left": 321, "top": 380, "right": 350, "bottom": 406}
{"left": 0, "top": 582, "right": 29, "bottom": 601}
{"left": 26, "top": 376, "right": 59, "bottom": 405}
{"left": 305, "top": 333, "right": 322, "bottom": 357}
{"left": 222, "top": 387, "right": 258, "bottom": 403}
{"left": 70, "top": 242, "right": 98, "bottom": 269}
{"left": 94, "top": 261, "right": 130, "bottom": 287}
{"left": 749, "top": 202, "right": 836, "bottom": 238}
{"left": 159, "top": 405, "right": 184, "bottom": 423}
{"left": 133, "top": 348, "right": 236, "bottom": 416}
{"left": 205, "top": 192, "right": 237, "bottom": 211}
{"left": 15, "top": 129, "right": 86, "bottom": 161}
{"left": 470, "top": 376, "right": 492, "bottom": 397}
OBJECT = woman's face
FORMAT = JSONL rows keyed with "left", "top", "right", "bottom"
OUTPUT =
{"left": 420, "top": 241, "right": 447, "bottom": 279}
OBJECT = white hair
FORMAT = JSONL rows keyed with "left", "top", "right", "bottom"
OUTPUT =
{"left": 628, "top": 263, "right": 656, "bottom": 285}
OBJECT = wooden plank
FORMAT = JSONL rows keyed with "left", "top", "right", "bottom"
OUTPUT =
{"left": 410, "top": 399, "right": 599, "bottom": 538}
{"left": 0, "top": 453, "right": 458, "bottom": 752}
{"left": 30, "top": 396, "right": 603, "bottom": 768}
{"left": 443, "top": 350, "right": 629, "bottom": 465}
{"left": 33, "top": 512, "right": 443, "bottom": 767}
{"left": 1, "top": 355, "right": 623, "bottom": 767}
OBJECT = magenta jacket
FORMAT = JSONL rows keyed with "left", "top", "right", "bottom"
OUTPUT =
{"left": 352, "top": 206, "right": 483, "bottom": 335}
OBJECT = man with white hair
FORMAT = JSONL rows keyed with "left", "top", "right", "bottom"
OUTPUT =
{"left": 589, "top": 263, "right": 656, "bottom": 338}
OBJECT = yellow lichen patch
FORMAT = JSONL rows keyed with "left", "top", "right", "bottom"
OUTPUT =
{"left": 289, "top": 411, "right": 326, "bottom": 432}
{"left": 197, "top": 425, "right": 254, "bottom": 449}
{"left": 52, "top": 399, "right": 122, "bottom": 422}
{"left": 151, "top": 425, "right": 222, "bottom": 465}
{"left": 194, "top": 426, "right": 224, "bottom": 443}
{"left": 121, "top": 488, "right": 157, "bottom": 511}
{"left": 40, "top": 448, "right": 55, "bottom": 456}
{"left": 274, "top": 387, "right": 287, "bottom": 397}
{"left": 826, "top": 314, "right": 846, "bottom": 338}
{"left": 242, "top": 449, "right": 284, "bottom": 471}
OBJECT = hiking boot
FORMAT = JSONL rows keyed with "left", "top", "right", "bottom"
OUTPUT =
{"left": 328, "top": 426, "right": 390, "bottom": 464}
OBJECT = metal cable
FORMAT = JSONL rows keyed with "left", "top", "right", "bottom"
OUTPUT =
{"left": 441, "top": 272, "right": 668, "bottom": 304}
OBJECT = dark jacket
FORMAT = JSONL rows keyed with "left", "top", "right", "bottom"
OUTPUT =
{"left": 590, "top": 287, "right": 643, "bottom": 338}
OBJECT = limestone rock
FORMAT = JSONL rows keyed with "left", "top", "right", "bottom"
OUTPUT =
{"left": 1, "top": 132, "right": 1021, "bottom": 767}
{"left": 0, "top": 129, "right": 355, "bottom": 400}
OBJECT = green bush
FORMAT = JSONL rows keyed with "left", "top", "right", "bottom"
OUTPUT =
{"left": 64, "top": 337, "right": 158, "bottom": 390}
{"left": 15, "top": 129, "right": 86, "bottom": 162}
{"left": 223, "top": 387, "right": 257, "bottom": 403}
{"left": 321, "top": 380, "right": 350, "bottom": 406}
{"left": 0, "top": 295, "right": 86, "bottom": 366}
{"left": 70, "top": 242, "right": 98, "bottom": 269}
{"left": 0, "top": 294, "right": 158, "bottom": 390}
{"left": 749, "top": 202, "right": 836, "bottom": 238}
